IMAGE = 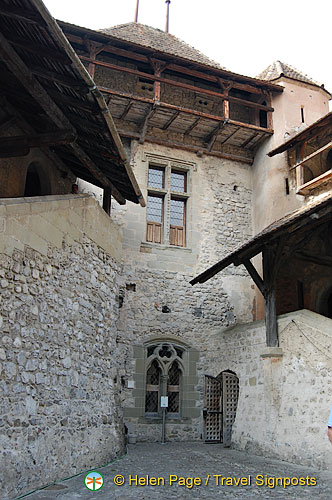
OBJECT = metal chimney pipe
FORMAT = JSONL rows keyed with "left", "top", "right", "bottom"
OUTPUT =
{"left": 134, "top": 0, "right": 139, "bottom": 22}
{"left": 165, "top": 0, "right": 171, "bottom": 33}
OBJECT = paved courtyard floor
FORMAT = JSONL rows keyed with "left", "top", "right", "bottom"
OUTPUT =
{"left": 22, "top": 442, "right": 332, "bottom": 500}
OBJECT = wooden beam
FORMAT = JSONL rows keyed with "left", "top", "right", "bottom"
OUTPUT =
{"left": 64, "top": 32, "right": 279, "bottom": 95}
{"left": 101, "top": 87, "right": 273, "bottom": 135}
{"left": 241, "top": 133, "right": 259, "bottom": 148}
{"left": 242, "top": 259, "right": 265, "bottom": 295}
{"left": 31, "top": 66, "right": 88, "bottom": 91}
{"left": 100, "top": 87, "right": 223, "bottom": 121}
{"left": 162, "top": 111, "right": 180, "bottom": 130}
{"left": 0, "top": 129, "right": 76, "bottom": 157}
{"left": 118, "top": 130, "right": 253, "bottom": 164}
{"left": 80, "top": 56, "right": 274, "bottom": 112}
{"left": 0, "top": 29, "right": 126, "bottom": 205}
{"left": 0, "top": 5, "right": 44, "bottom": 25}
{"left": 206, "top": 120, "right": 227, "bottom": 152}
{"left": 294, "top": 251, "right": 332, "bottom": 268}
{"left": 119, "top": 100, "right": 134, "bottom": 120}
{"left": 290, "top": 140, "right": 332, "bottom": 171}
{"left": 139, "top": 107, "right": 156, "bottom": 144}
{"left": 262, "top": 245, "right": 279, "bottom": 347}
{"left": 47, "top": 89, "right": 100, "bottom": 115}
{"left": 103, "top": 187, "right": 112, "bottom": 215}
{"left": 71, "top": 143, "right": 126, "bottom": 204}
{"left": 219, "top": 127, "right": 240, "bottom": 145}
{"left": 184, "top": 117, "right": 201, "bottom": 136}
{"left": 8, "top": 38, "right": 71, "bottom": 64}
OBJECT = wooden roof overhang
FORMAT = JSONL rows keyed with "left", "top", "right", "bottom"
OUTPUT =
{"left": 268, "top": 112, "right": 332, "bottom": 195}
{"left": 0, "top": 0, "right": 145, "bottom": 206}
{"left": 59, "top": 21, "right": 283, "bottom": 164}
{"left": 190, "top": 195, "right": 332, "bottom": 347}
{"left": 268, "top": 112, "right": 332, "bottom": 158}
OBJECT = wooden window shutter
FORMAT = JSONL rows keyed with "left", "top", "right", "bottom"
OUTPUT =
{"left": 170, "top": 225, "right": 185, "bottom": 247}
{"left": 147, "top": 222, "right": 162, "bottom": 244}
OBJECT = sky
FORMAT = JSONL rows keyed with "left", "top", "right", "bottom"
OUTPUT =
{"left": 43, "top": 0, "right": 332, "bottom": 98}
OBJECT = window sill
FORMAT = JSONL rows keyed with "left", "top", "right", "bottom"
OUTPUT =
{"left": 140, "top": 242, "right": 192, "bottom": 252}
{"left": 297, "top": 169, "right": 332, "bottom": 195}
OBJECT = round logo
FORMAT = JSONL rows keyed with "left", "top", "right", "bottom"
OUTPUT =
{"left": 84, "top": 471, "right": 104, "bottom": 491}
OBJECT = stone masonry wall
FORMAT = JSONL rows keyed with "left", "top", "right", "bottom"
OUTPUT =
{"left": 207, "top": 310, "right": 332, "bottom": 470}
{"left": 112, "top": 141, "right": 254, "bottom": 441}
{"left": 0, "top": 195, "right": 125, "bottom": 499}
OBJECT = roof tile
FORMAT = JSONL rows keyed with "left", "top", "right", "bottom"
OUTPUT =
{"left": 100, "top": 22, "right": 227, "bottom": 70}
{"left": 257, "top": 60, "right": 323, "bottom": 87}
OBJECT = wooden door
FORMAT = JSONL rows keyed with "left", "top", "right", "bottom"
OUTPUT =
{"left": 222, "top": 371, "right": 239, "bottom": 447}
{"left": 204, "top": 375, "right": 222, "bottom": 442}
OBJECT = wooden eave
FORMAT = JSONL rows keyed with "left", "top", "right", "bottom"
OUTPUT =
{"left": 0, "top": 0, "right": 145, "bottom": 206}
{"left": 190, "top": 195, "right": 332, "bottom": 286}
{"left": 268, "top": 112, "right": 332, "bottom": 157}
{"left": 58, "top": 20, "right": 283, "bottom": 95}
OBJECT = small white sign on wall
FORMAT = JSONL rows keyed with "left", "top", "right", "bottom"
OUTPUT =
{"left": 160, "top": 396, "right": 168, "bottom": 408}
{"left": 127, "top": 380, "right": 135, "bottom": 389}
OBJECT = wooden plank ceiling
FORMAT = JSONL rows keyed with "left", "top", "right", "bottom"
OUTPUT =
{"left": 0, "top": 0, "right": 144, "bottom": 205}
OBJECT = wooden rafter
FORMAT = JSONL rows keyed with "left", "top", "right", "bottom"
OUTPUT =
{"left": 139, "top": 106, "right": 156, "bottom": 144}
{"left": 0, "top": 5, "right": 43, "bottom": 25}
{"left": 8, "top": 37, "right": 71, "bottom": 64}
{"left": 206, "top": 120, "right": 227, "bottom": 152}
{"left": 118, "top": 129, "right": 252, "bottom": 164}
{"left": 0, "top": 28, "right": 126, "bottom": 205}
{"left": 31, "top": 65, "right": 88, "bottom": 91}
{"left": 119, "top": 100, "right": 134, "bottom": 120}
{"left": 184, "top": 117, "right": 201, "bottom": 136}
{"left": 219, "top": 127, "right": 240, "bottom": 145}
{"left": 241, "top": 133, "right": 259, "bottom": 148}
{"left": 162, "top": 111, "right": 180, "bottom": 130}
{"left": 0, "top": 129, "right": 76, "bottom": 158}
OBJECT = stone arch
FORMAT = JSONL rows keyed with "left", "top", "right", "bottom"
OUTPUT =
{"left": 24, "top": 161, "right": 51, "bottom": 197}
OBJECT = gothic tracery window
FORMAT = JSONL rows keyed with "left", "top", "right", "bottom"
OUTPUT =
{"left": 145, "top": 343, "right": 184, "bottom": 417}
{"left": 145, "top": 359, "right": 161, "bottom": 415}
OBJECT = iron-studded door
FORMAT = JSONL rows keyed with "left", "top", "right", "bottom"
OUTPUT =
{"left": 222, "top": 371, "right": 239, "bottom": 447}
{"left": 203, "top": 375, "right": 222, "bottom": 442}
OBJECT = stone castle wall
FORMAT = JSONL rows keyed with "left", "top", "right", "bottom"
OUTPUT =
{"left": 111, "top": 141, "right": 255, "bottom": 441}
{"left": 207, "top": 310, "right": 332, "bottom": 471}
{"left": 0, "top": 195, "right": 125, "bottom": 499}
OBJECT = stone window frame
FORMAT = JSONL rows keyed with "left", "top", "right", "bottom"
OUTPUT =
{"left": 124, "top": 337, "right": 200, "bottom": 423}
{"left": 144, "top": 342, "right": 184, "bottom": 418}
{"left": 142, "top": 153, "right": 196, "bottom": 249}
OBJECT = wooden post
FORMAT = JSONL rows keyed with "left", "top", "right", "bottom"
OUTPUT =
{"left": 262, "top": 246, "right": 278, "bottom": 347}
{"left": 103, "top": 188, "right": 112, "bottom": 215}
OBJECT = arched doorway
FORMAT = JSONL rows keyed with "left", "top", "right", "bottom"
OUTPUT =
{"left": 204, "top": 370, "right": 239, "bottom": 445}
{"left": 24, "top": 162, "right": 50, "bottom": 197}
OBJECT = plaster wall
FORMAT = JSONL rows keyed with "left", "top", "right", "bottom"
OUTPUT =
{"left": 0, "top": 195, "right": 125, "bottom": 499}
{"left": 252, "top": 79, "right": 329, "bottom": 235}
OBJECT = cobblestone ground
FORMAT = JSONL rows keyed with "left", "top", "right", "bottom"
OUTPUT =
{"left": 22, "top": 442, "right": 332, "bottom": 500}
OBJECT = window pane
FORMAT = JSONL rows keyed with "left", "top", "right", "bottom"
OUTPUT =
{"left": 171, "top": 170, "right": 186, "bottom": 192}
{"left": 147, "top": 195, "right": 163, "bottom": 222}
{"left": 148, "top": 167, "right": 164, "bottom": 188}
{"left": 170, "top": 198, "right": 185, "bottom": 226}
